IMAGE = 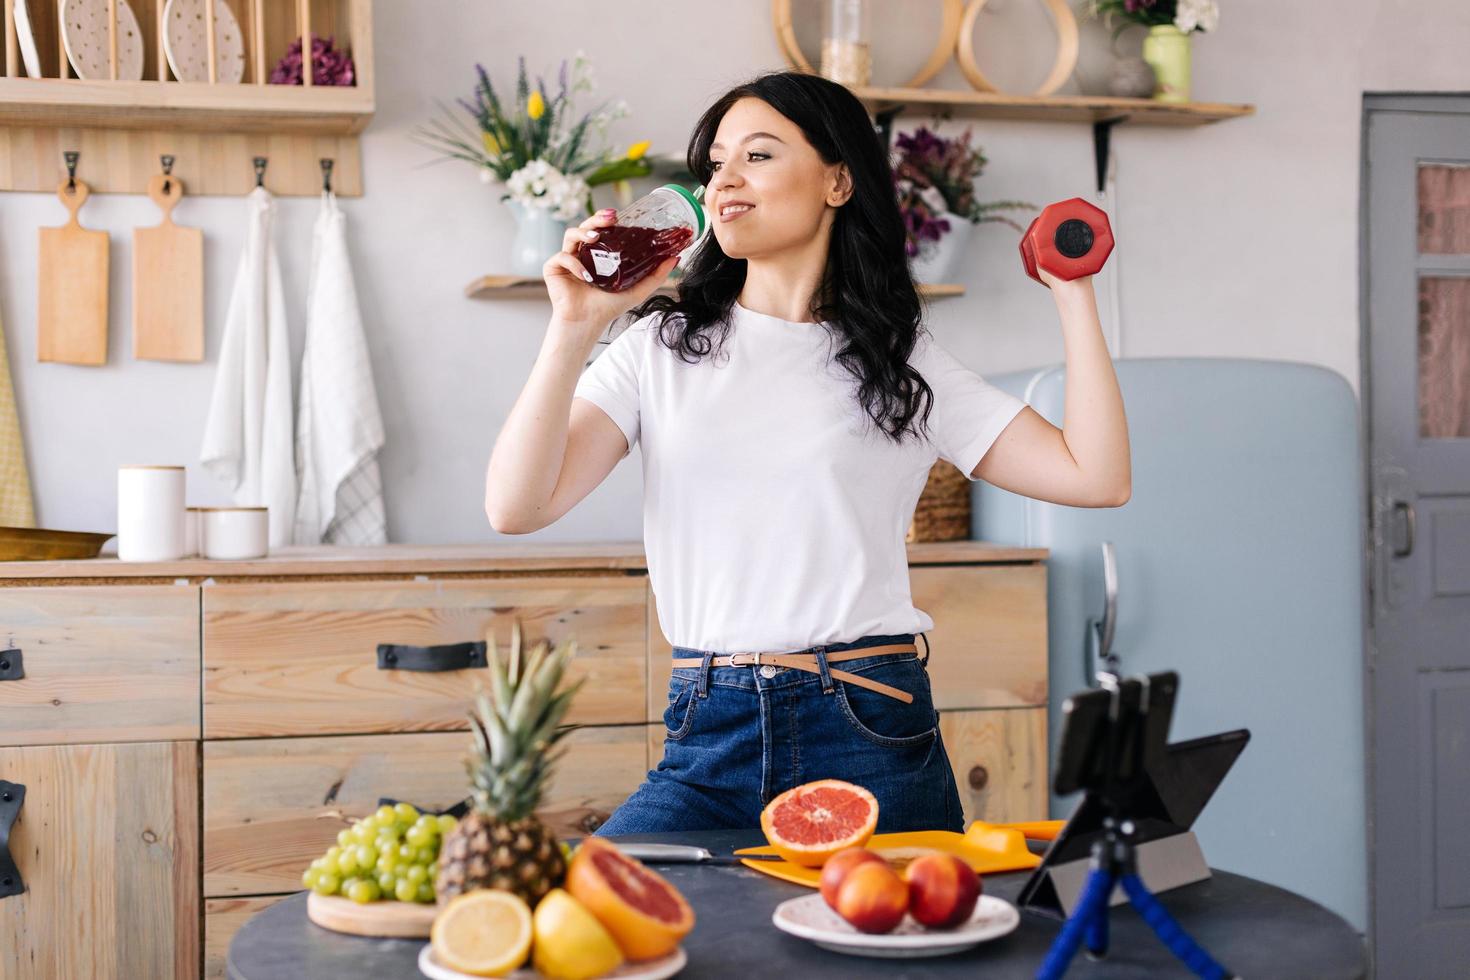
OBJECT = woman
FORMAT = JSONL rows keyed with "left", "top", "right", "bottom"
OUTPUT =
{"left": 484, "top": 71, "right": 1131, "bottom": 835}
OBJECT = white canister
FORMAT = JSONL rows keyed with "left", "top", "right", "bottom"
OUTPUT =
{"left": 117, "top": 465, "right": 187, "bottom": 562}
{"left": 184, "top": 507, "right": 204, "bottom": 558}
{"left": 200, "top": 507, "right": 269, "bottom": 560}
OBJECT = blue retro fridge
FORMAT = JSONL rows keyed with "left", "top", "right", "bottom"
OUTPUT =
{"left": 974, "top": 357, "right": 1368, "bottom": 931}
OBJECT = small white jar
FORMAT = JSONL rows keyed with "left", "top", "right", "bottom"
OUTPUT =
{"left": 117, "top": 466, "right": 186, "bottom": 562}
{"left": 199, "top": 507, "right": 269, "bottom": 560}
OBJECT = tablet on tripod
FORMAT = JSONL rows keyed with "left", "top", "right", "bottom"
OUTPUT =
{"left": 1019, "top": 671, "right": 1251, "bottom": 919}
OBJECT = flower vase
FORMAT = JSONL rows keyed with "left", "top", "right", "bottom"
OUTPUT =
{"left": 506, "top": 199, "right": 570, "bottom": 278}
{"left": 1142, "top": 24, "right": 1191, "bottom": 103}
{"left": 910, "top": 211, "right": 972, "bottom": 285}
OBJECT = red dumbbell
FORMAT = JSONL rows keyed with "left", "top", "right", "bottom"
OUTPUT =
{"left": 1019, "top": 198, "right": 1115, "bottom": 287}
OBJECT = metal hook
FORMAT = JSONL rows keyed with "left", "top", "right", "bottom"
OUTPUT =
{"left": 63, "top": 150, "right": 79, "bottom": 193}
{"left": 320, "top": 158, "right": 334, "bottom": 194}
{"left": 160, "top": 154, "right": 175, "bottom": 194}
{"left": 253, "top": 156, "right": 268, "bottom": 189}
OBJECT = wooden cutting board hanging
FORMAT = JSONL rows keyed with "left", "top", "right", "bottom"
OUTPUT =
{"left": 133, "top": 162, "right": 204, "bottom": 362}
{"left": 37, "top": 170, "right": 109, "bottom": 366}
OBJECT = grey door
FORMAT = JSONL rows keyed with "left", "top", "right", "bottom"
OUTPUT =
{"left": 1364, "top": 96, "right": 1470, "bottom": 979}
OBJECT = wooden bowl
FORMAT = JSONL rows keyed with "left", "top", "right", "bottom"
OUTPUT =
{"left": 0, "top": 526, "right": 113, "bottom": 561}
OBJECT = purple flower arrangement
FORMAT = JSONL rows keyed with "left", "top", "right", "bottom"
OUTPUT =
{"left": 892, "top": 125, "right": 1033, "bottom": 259}
{"left": 270, "top": 34, "right": 355, "bottom": 86}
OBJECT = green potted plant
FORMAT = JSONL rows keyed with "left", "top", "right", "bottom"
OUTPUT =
{"left": 1086, "top": 0, "right": 1220, "bottom": 103}
{"left": 413, "top": 52, "right": 654, "bottom": 276}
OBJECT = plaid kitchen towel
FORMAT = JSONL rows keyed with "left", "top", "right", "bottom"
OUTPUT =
{"left": 292, "top": 190, "right": 386, "bottom": 545}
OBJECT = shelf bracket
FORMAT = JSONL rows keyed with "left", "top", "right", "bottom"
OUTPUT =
{"left": 872, "top": 104, "right": 905, "bottom": 148}
{"left": 1093, "top": 116, "right": 1127, "bottom": 194}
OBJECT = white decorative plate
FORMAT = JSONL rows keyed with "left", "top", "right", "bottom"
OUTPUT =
{"left": 417, "top": 943, "right": 688, "bottom": 980}
{"left": 13, "top": 0, "right": 42, "bottom": 78}
{"left": 60, "top": 0, "right": 144, "bottom": 81}
{"left": 162, "top": 0, "right": 244, "bottom": 84}
{"left": 771, "top": 892, "right": 1020, "bottom": 958}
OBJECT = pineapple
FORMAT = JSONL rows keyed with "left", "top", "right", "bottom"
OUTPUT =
{"left": 436, "top": 618, "right": 585, "bottom": 908}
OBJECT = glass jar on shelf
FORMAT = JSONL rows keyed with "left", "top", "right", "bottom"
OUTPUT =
{"left": 821, "top": 0, "right": 871, "bottom": 87}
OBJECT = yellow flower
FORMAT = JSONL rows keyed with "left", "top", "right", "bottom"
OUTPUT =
{"left": 481, "top": 131, "right": 500, "bottom": 157}
{"left": 626, "top": 140, "right": 650, "bottom": 160}
{"left": 527, "top": 90, "right": 546, "bottom": 120}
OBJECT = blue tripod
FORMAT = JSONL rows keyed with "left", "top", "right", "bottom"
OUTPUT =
{"left": 1036, "top": 816, "right": 1236, "bottom": 979}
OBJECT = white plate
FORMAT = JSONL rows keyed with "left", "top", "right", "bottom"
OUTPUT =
{"left": 13, "top": 0, "right": 42, "bottom": 78}
{"left": 60, "top": 0, "right": 144, "bottom": 80}
{"left": 771, "top": 892, "right": 1019, "bottom": 958}
{"left": 162, "top": 0, "right": 244, "bottom": 83}
{"left": 417, "top": 943, "right": 688, "bottom": 980}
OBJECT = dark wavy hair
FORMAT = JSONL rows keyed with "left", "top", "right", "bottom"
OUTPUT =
{"left": 627, "top": 70, "right": 935, "bottom": 447}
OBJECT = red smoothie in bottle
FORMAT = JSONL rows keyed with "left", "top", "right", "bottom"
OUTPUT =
{"left": 574, "top": 223, "right": 695, "bottom": 292}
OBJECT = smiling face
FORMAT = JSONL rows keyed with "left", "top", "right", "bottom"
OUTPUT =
{"left": 705, "top": 97, "right": 852, "bottom": 261}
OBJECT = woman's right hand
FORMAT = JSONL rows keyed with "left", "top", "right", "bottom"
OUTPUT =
{"left": 545, "top": 209, "right": 680, "bottom": 342}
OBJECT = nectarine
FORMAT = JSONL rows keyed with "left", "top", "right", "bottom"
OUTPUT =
{"left": 819, "top": 848, "right": 887, "bottom": 910}
{"left": 835, "top": 861, "right": 909, "bottom": 934}
{"left": 904, "top": 851, "right": 981, "bottom": 929}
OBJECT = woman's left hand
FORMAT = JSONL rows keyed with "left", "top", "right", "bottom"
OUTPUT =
{"left": 1040, "top": 267, "right": 1093, "bottom": 294}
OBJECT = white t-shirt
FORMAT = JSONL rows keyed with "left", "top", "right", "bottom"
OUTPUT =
{"left": 573, "top": 300, "right": 1026, "bottom": 654}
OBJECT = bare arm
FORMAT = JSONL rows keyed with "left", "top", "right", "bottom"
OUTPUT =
{"left": 974, "top": 273, "right": 1132, "bottom": 507}
{"left": 484, "top": 209, "right": 680, "bottom": 534}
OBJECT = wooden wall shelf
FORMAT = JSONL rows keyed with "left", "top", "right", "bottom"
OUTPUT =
{"left": 851, "top": 84, "right": 1255, "bottom": 126}
{"left": 466, "top": 274, "right": 966, "bottom": 301}
{"left": 0, "top": 0, "right": 373, "bottom": 196}
{"left": 0, "top": 78, "right": 371, "bottom": 133}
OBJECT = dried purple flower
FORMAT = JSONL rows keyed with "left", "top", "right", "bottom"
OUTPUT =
{"left": 270, "top": 33, "right": 356, "bottom": 86}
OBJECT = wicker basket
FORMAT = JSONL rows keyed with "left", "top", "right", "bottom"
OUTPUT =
{"left": 906, "top": 460, "right": 972, "bottom": 543}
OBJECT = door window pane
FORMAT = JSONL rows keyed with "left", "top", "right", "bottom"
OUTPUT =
{"left": 1418, "top": 276, "right": 1470, "bottom": 438}
{"left": 1419, "top": 163, "right": 1470, "bottom": 254}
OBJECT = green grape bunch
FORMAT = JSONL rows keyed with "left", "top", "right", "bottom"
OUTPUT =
{"left": 301, "top": 803, "right": 459, "bottom": 904}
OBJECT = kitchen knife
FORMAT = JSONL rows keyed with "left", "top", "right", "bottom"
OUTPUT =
{"left": 615, "top": 843, "right": 778, "bottom": 865}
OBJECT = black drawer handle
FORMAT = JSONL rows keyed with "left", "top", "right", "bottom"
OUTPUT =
{"left": 0, "top": 649, "right": 22, "bottom": 682}
{"left": 0, "top": 780, "right": 24, "bottom": 900}
{"left": 376, "top": 642, "right": 487, "bottom": 673}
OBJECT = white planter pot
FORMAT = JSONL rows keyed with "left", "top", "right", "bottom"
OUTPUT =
{"left": 910, "top": 211, "right": 973, "bottom": 285}
{"left": 506, "top": 198, "right": 571, "bottom": 277}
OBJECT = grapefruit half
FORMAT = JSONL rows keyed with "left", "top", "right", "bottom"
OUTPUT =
{"left": 760, "top": 779, "right": 880, "bottom": 867}
{"left": 565, "top": 837, "right": 695, "bottom": 960}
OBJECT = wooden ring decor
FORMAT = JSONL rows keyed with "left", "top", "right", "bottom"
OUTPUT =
{"left": 955, "top": 0, "right": 1079, "bottom": 97}
{"left": 771, "top": 0, "right": 964, "bottom": 90}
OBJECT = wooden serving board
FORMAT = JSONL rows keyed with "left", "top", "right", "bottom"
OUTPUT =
{"left": 133, "top": 172, "right": 204, "bottom": 361}
{"left": 38, "top": 178, "right": 108, "bottom": 365}
{"left": 306, "top": 892, "right": 439, "bottom": 938}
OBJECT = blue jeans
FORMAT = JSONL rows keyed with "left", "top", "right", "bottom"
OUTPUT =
{"left": 594, "top": 632, "right": 965, "bottom": 836}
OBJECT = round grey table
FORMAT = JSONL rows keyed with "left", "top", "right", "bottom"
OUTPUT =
{"left": 228, "top": 829, "right": 1367, "bottom": 979}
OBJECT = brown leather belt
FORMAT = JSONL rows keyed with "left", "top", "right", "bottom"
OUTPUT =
{"left": 669, "top": 642, "right": 919, "bottom": 703}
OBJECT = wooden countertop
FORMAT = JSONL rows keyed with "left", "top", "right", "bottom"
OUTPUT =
{"left": 0, "top": 540, "right": 1047, "bottom": 582}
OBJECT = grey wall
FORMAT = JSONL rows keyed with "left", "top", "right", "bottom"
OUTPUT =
{"left": 0, "top": 0, "right": 1465, "bottom": 542}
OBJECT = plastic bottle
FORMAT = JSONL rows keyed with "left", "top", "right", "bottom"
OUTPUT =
{"left": 574, "top": 184, "right": 707, "bottom": 292}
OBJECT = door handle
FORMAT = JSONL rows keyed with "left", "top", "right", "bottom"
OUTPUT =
{"left": 0, "top": 780, "right": 24, "bottom": 900}
{"left": 1085, "top": 541, "right": 1120, "bottom": 685}
{"left": 1391, "top": 500, "right": 1415, "bottom": 558}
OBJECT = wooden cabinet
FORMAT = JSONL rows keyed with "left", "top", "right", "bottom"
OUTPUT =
{"left": 202, "top": 576, "right": 648, "bottom": 737}
{"left": 0, "top": 740, "right": 199, "bottom": 979}
{"left": 0, "top": 541, "right": 1047, "bottom": 978}
{"left": 0, "top": 585, "right": 200, "bottom": 745}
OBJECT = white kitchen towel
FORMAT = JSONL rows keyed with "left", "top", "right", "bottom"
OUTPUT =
{"left": 292, "top": 191, "right": 386, "bottom": 545}
{"left": 200, "top": 186, "right": 297, "bottom": 547}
